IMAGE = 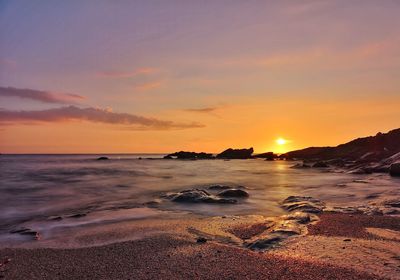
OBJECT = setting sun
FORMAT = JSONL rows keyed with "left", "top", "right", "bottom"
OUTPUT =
{"left": 276, "top": 138, "right": 287, "bottom": 145}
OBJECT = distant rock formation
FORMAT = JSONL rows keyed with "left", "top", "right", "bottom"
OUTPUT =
{"left": 163, "top": 151, "right": 214, "bottom": 160}
{"left": 97, "top": 156, "right": 109, "bottom": 160}
{"left": 390, "top": 162, "right": 400, "bottom": 177}
{"left": 283, "top": 128, "right": 400, "bottom": 162}
{"left": 253, "top": 152, "right": 277, "bottom": 160}
{"left": 216, "top": 148, "right": 254, "bottom": 159}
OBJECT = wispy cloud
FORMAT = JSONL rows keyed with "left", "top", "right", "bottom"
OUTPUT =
{"left": 0, "top": 86, "right": 85, "bottom": 104}
{"left": 183, "top": 107, "right": 218, "bottom": 113}
{"left": 135, "top": 81, "right": 162, "bottom": 91}
{"left": 96, "top": 68, "right": 157, "bottom": 78}
{"left": 0, "top": 106, "right": 204, "bottom": 130}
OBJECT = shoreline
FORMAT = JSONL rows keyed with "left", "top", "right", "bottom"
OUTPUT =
{"left": 1, "top": 210, "right": 400, "bottom": 279}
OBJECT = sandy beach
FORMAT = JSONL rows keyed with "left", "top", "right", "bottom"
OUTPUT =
{"left": 1, "top": 210, "right": 399, "bottom": 279}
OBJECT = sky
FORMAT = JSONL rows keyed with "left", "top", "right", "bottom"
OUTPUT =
{"left": 1, "top": 0, "right": 400, "bottom": 154}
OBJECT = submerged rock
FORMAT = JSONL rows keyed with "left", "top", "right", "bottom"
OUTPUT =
{"left": 97, "top": 156, "right": 109, "bottom": 160}
{"left": 389, "top": 162, "right": 400, "bottom": 177}
{"left": 166, "top": 189, "right": 237, "bottom": 204}
{"left": 10, "top": 228, "right": 40, "bottom": 240}
{"left": 217, "top": 189, "right": 249, "bottom": 198}
{"left": 312, "top": 161, "right": 329, "bottom": 168}
{"left": 281, "top": 196, "right": 325, "bottom": 213}
{"left": 216, "top": 148, "right": 254, "bottom": 159}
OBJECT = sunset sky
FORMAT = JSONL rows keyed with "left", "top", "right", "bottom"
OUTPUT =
{"left": 1, "top": 1, "right": 400, "bottom": 154}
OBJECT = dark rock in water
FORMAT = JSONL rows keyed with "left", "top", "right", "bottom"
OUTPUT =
{"left": 207, "top": 184, "right": 231, "bottom": 190}
{"left": 218, "top": 189, "right": 249, "bottom": 198}
{"left": 312, "top": 161, "right": 329, "bottom": 168}
{"left": 144, "top": 200, "right": 161, "bottom": 207}
{"left": 166, "top": 189, "right": 237, "bottom": 204}
{"left": 163, "top": 151, "right": 214, "bottom": 160}
{"left": 253, "top": 152, "right": 276, "bottom": 160}
{"left": 245, "top": 234, "right": 283, "bottom": 250}
{"left": 384, "top": 199, "right": 400, "bottom": 208}
{"left": 48, "top": 216, "right": 63, "bottom": 221}
{"left": 291, "top": 163, "right": 311, "bottom": 169}
{"left": 69, "top": 213, "right": 87, "bottom": 218}
{"left": 97, "top": 156, "right": 109, "bottom": 160}
{"left": 389, "top": 162, "right": 400, "bottom": 177}
{"left": 216, "top": 148, "right": 254, "bottom": 159}
{"left": 196, "top": 237, "right": 207, "bottom": 243}
{"left": 281, "top": 196, "right": 325, "bottom": 213}
{"left": 10, "top": 228, "right": 40, "bottom": 240}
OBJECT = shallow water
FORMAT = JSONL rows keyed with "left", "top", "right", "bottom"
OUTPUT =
{"left": 1, "top": 154, "right": 400, "bottom": 245}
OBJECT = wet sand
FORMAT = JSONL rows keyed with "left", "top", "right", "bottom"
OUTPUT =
{"left": 2, "top": 212, "right": 399, "bottom": 279}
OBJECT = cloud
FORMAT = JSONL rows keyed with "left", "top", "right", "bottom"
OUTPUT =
{"left": 0, "top": 106, "right": 204, "bottom": 130}
{"left": 96, "top": 68, "right": 157, "bottom": 78}
{"left": 183, "top": 107, "right": 218, "bottom": 113}
{"left": 135, "top": 81, "right": 162, "bottom": 91}
{"left": 0, "top": 86, "right": 85, "bottom": 104}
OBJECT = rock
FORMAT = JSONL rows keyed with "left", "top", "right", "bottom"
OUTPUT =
{"left": 291, "top": 163, "right": 311, "bottom": 169}
{"left": 216, "top": 148, "right": 254, "bottom": 159}
{"left": 389, "top": 162, "right": 400, "bottom": 177}
{"left": 10, "top": 228, "right": 40, "bottom": 240}
{"left": 163, "top": 151, "right": 214, "bottom": 160}
{"left": 166, "top": 189, "right": 237, "bottom": 204}
{"left": 312, "top": 161, "right": 329, "bottom": 168}
{"left": 196, "top": 237, "right": 207, "bottom": 243}
{"left": 48, "top": 216, "right": 63, "bottom": 221}
{"left": 245, "top": 234, "right": 283, "bottom": 250}
{"left": 281, "top": 196, "right": 325, "bottom": 213}
{"left": 207, "top": 185, "right": 231, "bottom": 190}
{"left": 97, "top": 156, "right": 109, "bottom": 160}
{"left": 284, "top": 212, "right": 313, "bottom": 224}
{"left": 253, "top": 152, "right": 276, "bottom": 160}
{"left": 69, "top": 213, "right": 86, "bottom": 218}
{"left": 217, "top": 189, "right": 249, "bottom": 198}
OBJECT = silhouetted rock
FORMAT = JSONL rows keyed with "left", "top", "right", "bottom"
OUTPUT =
{"left": 389, "top": 162, "right": 400, "bottom": 177}
{"left": 283, "top": 128, "right": 400, "bottom": 162}
{"left": 217, "top": 189, "right": 249, "bottom": 198}
{"left": 97, "top": 156, "right": 109, "bottom": 160}
{"left": 164, "top": 151, "right": 214, "bottom": 160}
{"left": 253, "top": 152, "right": 276, "bottom": 160}
{"left": 312, "top": 161, "right": 329, "bottom": 168}
{"left": 216, "top": 148, "right": 254, "bottom": 159}
{"left": 165, "top": 189, "right": 237, "bottom": 204}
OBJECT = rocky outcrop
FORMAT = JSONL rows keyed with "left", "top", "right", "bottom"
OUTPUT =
{"left": 97, "top": 156, "right": 109, "bottom": 160}
{"left": 389, "top": 162, "right": 400, "bottom": 177}
{"left": 281, "top": 196, "right": 325, "bottom": 213}
{"left": 217, "top": 189, "right": 249, "bottom": 198}
{"left": 312, "top": 161, "right": 329, "bottom": 168}
{"left": 283, "top": 128, "right": 400, "bottom": 161}
{"left": 216, "top": 148, "right": 254, "bottom": 159}
{"left": 164, "top": 189, "right": 237, "bottom": 204}
{"left": 252, "top": 152, "right": 276, "bottom": 160}
{"left": 163, "top": 151, "right": 214, "bottom": 160}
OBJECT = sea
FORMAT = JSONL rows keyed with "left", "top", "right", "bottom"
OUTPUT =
{"left": 1, "top": 154, "right": 399, "bottom": 246}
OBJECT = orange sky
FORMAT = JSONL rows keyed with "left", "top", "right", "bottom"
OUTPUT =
{"left": 1, "top": 1, "right": 400, "bottom": 154}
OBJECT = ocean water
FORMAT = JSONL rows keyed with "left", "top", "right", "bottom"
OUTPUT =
{"left": 1, "top": 154, "right": 399, "bottom": 244}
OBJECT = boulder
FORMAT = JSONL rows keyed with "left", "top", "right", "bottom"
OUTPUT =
{"left": 312, "top": 161, "right": 329, "bottom": 168}
{"left": 166, "top": 189, "right": 237, "bottom": 204}
{"left": 97, "top": 156, "right": 109, "bottom": 160}
{"left": 281, "top": 196, "right": 325, "bottom": 213}
{"left": 216, "top": 148, "right": 254, "bottom": 159}
{"left": 163, "top": 151, "right": 214, "bottom": 160}
{"left": 253, "top": 152, "right": 276, "bottom": 160}
{"left": 217, "top": 189, "right": 249, "bottom": 198}
{"left": 389, "top": 162, "right": 400, "bottom": 177}
{"left": 208, "top": 184, "right": 231, "bottom": 190}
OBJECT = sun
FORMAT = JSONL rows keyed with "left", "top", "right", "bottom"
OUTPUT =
{"left": 276, "top": 138, "right": 287, "bottom": 145}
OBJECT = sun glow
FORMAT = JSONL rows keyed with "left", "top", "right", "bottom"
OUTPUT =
{"left": 276, "top": 138, "right": 287, "bottom": 145}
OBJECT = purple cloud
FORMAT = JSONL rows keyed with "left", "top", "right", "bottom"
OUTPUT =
{"left": 0, "top": 86, "right": 85, "bottom": 104}
{"left": 0, "top": 106, "right": 204, "bottom": 130}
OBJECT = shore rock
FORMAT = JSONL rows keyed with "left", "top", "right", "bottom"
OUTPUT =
{"left": 216, "top": 148, "right": 254, "bottom": 159}
{"left": 218, "top": 189, "right": 249, "bottom": 198}
{"left": 312, "top": 161, "right": 329, "bottom": 168}
{"left": 166, "top": 189, "right": 237, "bottom": 204}
{"left": 253, "top": 152, "right": 276, "bottom": 160}
{"left": 163, "top": 151, "right": 214, "bottom": 160}
{"left": 281, "top": 196, "right": 325, "bottom": 213}
{"left": 291, "top": 163, "right": 311, "bottom": 169}
{"left": 97, "top": 156, "right": 109, "bottom": 160}
{"left": 389, "top": 162, "right": 400, "bottom": 177}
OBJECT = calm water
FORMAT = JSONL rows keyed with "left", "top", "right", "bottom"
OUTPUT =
{"left": 1, "top": 154, "right": 400, "bottom": 242}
